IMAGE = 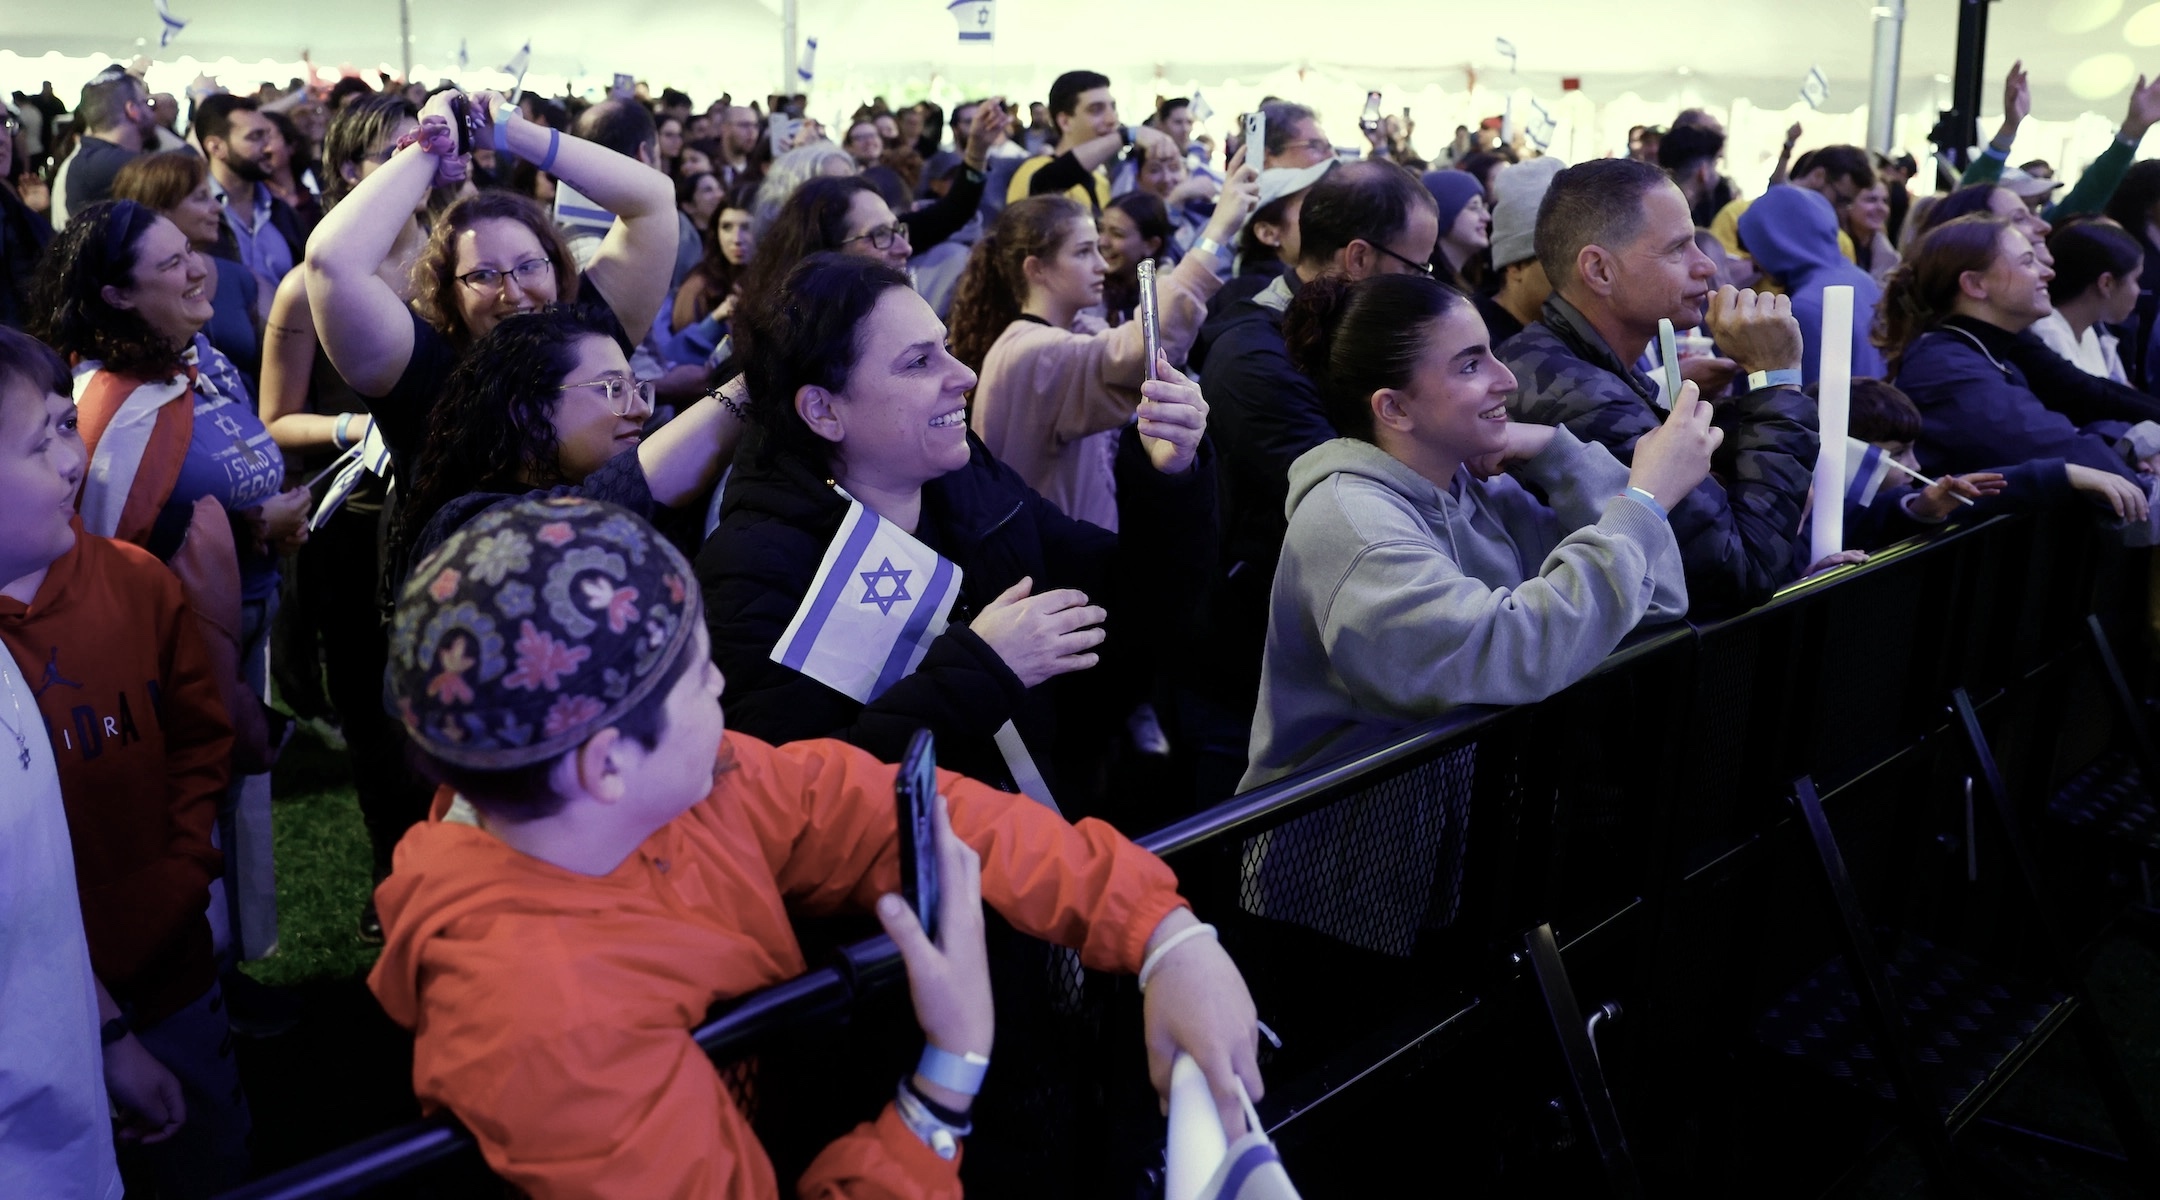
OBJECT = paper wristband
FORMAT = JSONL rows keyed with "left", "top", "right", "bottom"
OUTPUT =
{"left": 916, "top": 1044, "right": 991, "bottom": 1096}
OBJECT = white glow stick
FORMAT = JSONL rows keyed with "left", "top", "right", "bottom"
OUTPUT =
{"left": 1810, "top": 286, "right": 1854, "bottom": 562}
{"left": 1165, "top": 1052, "right": 1229, "bottom": 1200}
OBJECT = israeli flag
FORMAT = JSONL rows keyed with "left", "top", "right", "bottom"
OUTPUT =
{"left": 1800, "top": 65, "right": 1830, "bottom": 110}
{"left": 773, "top": 497, "right": 962, "bottom": 704}
{"left": 949, "top": 0, "right": 995, "bottom": 43}
{"left": 797, "top": 37, "right": 817, "bottom": 87}
{"left": 1494, "top": 37, "right": 1518, "bottom": 70}
{"left": 1168, "top": 1056, "right": 1303, "bottom": 1200}
{"left": 155, "top": 0, "right": 187, "bottom": 47}
{"left": 309, "top": 420, "right": 393, "bottom": 531}
{"left": 1525, "top": 97, "right": 1557, "bottom": 151}
{"left": 1843, "top": 437, "right": 1895, "bottom": 508}
{"left": 1189, "top": 90, "right": 1214, "bottom": 124}
{"left": 500, "top": 40, "right": 531, "bottom": 97}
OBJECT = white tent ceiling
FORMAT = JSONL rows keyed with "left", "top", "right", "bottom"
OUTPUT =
{"left": 5, "top": 0, "right": 2158, "bottom": 177}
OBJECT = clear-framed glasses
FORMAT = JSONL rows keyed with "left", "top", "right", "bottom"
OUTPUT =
{"left": 557, "top": 374, "right": 657, "bottom": 418}
{"left": 456, "top": 257, "right": 554, "bottom": 291}
{"left": 1370, "top": 241, "right": 1435, "bottom": 278}
{"left": 1292, "top": 136, "right": 1334, "bottom": 159}
{"left": 842, "top": 222, "right": 910, "bottom": 251}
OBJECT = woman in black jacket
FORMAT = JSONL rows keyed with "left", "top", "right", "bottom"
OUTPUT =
{"left": 696, "top": 253, "right": 1217, "bottom": 819}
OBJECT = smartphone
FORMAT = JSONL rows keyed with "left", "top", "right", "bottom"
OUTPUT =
{"left": 1360, "top": 90, "right": 1383, "bottom": 136}
{"left": 1137, "top": 259, "right": 1162, "bottom": 382}
{"left": 610, "top": 72, "right": 635, "bottom": 100}
{"left": 447, "top": 94, "right": 474, "bottom": 156}
{"left": 1242, "top": 110, "right": 1266, "bottom": 164}
{"left": 768, "top": 114, "right": 802, "bottom": 159}
{"left": 1657, "top": 318, "right": 1682, "bottom": 405}
{"left": 896, "top": 728, "right": 940, "bottom": 941}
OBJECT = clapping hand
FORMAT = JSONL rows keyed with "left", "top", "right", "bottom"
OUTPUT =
{"left": 1137, "top": 355, "right": 1208, "bottom": 475}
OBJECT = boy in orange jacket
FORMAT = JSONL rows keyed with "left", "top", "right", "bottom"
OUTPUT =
{"left": 0, "top": 327, "right": 242, "bottom": 1195}
{"left": 371, "top": 496, "right": 1262, "bottom": 1199}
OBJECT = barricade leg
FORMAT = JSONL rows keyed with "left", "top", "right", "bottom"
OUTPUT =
{"left": 1789, "top": 774, "right": 1967, "bottom": 1195}
{"left": 1523, "top": 923, "right": 1643, "bottom": 1200}
{"left": 1951, "top": 690, "right": 2160, "bottom": 1187}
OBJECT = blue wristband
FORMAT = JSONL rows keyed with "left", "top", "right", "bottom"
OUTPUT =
{"left": 1746, "top": 368, "right": 1804, "bottom": 391}
{"left": 1622, "top": 486, "right": 1668, "bottom": 520}
{"left": 537, "top": 128, "right": 561, "bottom": 174}
{"left": 916, "top": 1043, "right": 990, "bottom": 1096}
{"left": 334, "top": 412, "right": 355, "bottom": 449}
{"left": 492, "top": 110, "right": 516, "bottom": 156}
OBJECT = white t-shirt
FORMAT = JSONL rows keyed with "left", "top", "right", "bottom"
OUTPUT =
{"left": 2030, "top": 309, "right": 2127, "bottom": 385}
{"left": 0, "top": 650, "right": 121, "bottom": 1200}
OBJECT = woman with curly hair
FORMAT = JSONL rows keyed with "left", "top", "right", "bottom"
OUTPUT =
{"left": 390, "top": 303, "right": 745, "bottom": 581}
{"left": 304, "top": 87, "right": 677, "bottom": 481}
{"left": 947, "top": 153, "right": 1253, "bottom": 529}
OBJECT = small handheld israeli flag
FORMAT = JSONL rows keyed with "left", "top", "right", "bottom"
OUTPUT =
{"left": 949, "top": 0, "right": 995, "bottom": 43}
{"left": 1842, "top": 436, "right": 1895, "bottom": 508}
{"left": 310, "top": 420, "right": 393, "bottom": 531}
{"left": 1495, "top": 37, "right": 1518, "bottom": 71}
{"left": 1525, "top": 97, "right": 1557, "bottom": 151}
{"left": 797, "top": 37, "right": 817, "bottom": 87}
{"left": 500, "top": 40, "right": 531, "bottom": 97}
{"left": 773, "top": 497, "right": 962, "bottom": 705}
{"left": 1800, "top": 65, "right": 1830, "bottom": 110}
{"left": 154, "top": 0, "right": 188, "bottom": 48}
{"left": 1189, "top": 90, "right": 1214, "bottom": 124}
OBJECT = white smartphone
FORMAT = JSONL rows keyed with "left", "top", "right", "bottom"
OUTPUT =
{"left": 1243, "top": 110, "right": 1266, "bottom": 165}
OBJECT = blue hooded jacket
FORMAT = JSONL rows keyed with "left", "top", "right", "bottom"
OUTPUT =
{"left": 1739, "top": 185, "right": 1887, "bottom": 384}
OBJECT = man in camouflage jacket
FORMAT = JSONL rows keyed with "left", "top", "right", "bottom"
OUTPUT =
{"left": 1501, "top": 160, "right": 1818, "bottom": 617}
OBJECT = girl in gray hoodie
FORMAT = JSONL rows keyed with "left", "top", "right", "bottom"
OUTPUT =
{"left": 1241, "top": 273, "right": 1719, "bottom": 789}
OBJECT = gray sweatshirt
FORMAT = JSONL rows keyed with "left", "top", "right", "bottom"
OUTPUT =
{"left": 1240, "top": 428, "right": 1688, "bottom": 790}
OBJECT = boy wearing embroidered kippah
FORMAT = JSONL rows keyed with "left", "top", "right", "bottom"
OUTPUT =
{"left": 369, "top": 496, "right": 1263, "bottom": 1198}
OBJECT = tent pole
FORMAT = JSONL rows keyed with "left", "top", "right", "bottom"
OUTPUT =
{"left": 398, "top": 0, "right": 412, "bottom": 84}
{"left": 1865, "top": 0, "right": 1904, "bottom": 156}
{"left": 1930, "top": 0, "right": 1990, "bottom": 175}
{"left": 782, "top": 0, "right": 799, "bottom": 99}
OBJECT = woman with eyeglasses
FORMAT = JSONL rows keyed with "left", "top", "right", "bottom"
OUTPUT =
{"left": 391, "top": 304, "right": 744, "bottom": 579}
{"left": 947, "top": 157, "right": 1255, "bottom": 530}
{"left": 305, "top": 88, "right": 679, "bottom": 483}
{"left": 734, "top": 176, "right": 917, "bottom": 310}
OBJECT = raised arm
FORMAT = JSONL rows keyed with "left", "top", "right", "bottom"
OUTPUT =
{"left": 259, "top": 271, "right": 354, "bottom": 450}
{"left": 304, "top": 100, "right": 443, "bottom": 397}
{"left": 481, "top": 93, "right": 677, "bottom": 342}
{"left": 636, "top": 375, "right": 747, "bottom": 506}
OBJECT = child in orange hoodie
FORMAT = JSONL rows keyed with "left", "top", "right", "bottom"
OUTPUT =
{"left": 0, "top": 327, "right": 242, "bottom": 1194}
{"left": 372, "top": 496, "right": 1264, "bottom": 1199}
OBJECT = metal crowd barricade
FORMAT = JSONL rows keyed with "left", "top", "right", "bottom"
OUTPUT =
{"left": 220, "top": 510, "right": 2146, "bottom": 1198}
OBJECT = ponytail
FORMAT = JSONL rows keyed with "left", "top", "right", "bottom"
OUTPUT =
{"left": 1281, "top": 271, "right": 1464, "bottom": 443}
{"left": 1874, "top": 214, "right": 2009, "bottom": 376}
{"left": 946, "top": 195, "right": 1087, "bottom": 376}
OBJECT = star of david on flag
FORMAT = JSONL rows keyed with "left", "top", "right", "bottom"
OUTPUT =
{"left": 949, "top": 0, "right": 995, "bottom": 43}
{"left": 772, "top": 497, "right": 961, "bottom": 703}
{"left": 1800, "top": 65, "right": 1830, "bottom": 110}
{"left": 154, "top": 0, "right": 188, "bottom": 47}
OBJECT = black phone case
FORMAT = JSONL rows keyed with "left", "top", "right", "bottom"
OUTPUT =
{"left": 896, "top": 728, "right": 940, "bottom": 941}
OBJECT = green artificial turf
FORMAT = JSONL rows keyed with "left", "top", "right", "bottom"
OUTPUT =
{"left": 239, "top": 726, "right": 381, "bottom": 988}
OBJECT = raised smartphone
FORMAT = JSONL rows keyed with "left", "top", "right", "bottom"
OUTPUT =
{"left": 896, "top": 728, "right": 940, "bottom": 940}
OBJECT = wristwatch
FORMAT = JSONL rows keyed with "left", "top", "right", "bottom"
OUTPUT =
{"left": 1746, "top": 368, "right": 1804, "bottom": 391}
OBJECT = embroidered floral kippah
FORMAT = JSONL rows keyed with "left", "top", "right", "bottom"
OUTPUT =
{"left": 387, "top": 497, "right": 698, "bottom": 769}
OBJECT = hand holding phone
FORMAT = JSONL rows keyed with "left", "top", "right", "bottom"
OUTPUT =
{"left": 876, "top": 784, "right": 993, "bottom": 1081}
{"left": 1242, "top": 111, "right": 1266, "bottom": 166}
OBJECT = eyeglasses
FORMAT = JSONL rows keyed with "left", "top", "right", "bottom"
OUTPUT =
{"left": 842, "top": 223, "right": 910, "bottom": 251}
{"left": 557, "top": 374, "right": 657, "bottom": 418}
{"left": 1290, "top": 137, "right": 1334, "bottom": 158}
{"left": 455, "top": 257, "right": 554, "bottom": 291}
{"left": 1368, "top": 240, "right": 1435, "bottom": 278}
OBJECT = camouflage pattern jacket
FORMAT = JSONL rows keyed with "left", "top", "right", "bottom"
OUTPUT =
{"left": 1499, "top": 295, "right": 1818, "bottom": 615}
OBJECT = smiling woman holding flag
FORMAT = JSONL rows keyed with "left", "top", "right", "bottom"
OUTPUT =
{"left": 697, "top": 252, "right": 1217, "bottom": 821}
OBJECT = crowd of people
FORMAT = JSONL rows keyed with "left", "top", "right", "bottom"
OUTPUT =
{"left": 6, "top": 50, "right": 2160, "bottom": 1198}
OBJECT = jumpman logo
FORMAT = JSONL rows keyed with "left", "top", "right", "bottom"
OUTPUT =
{"left": 35, "top": 646, "right": 82, "bottom": 698}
